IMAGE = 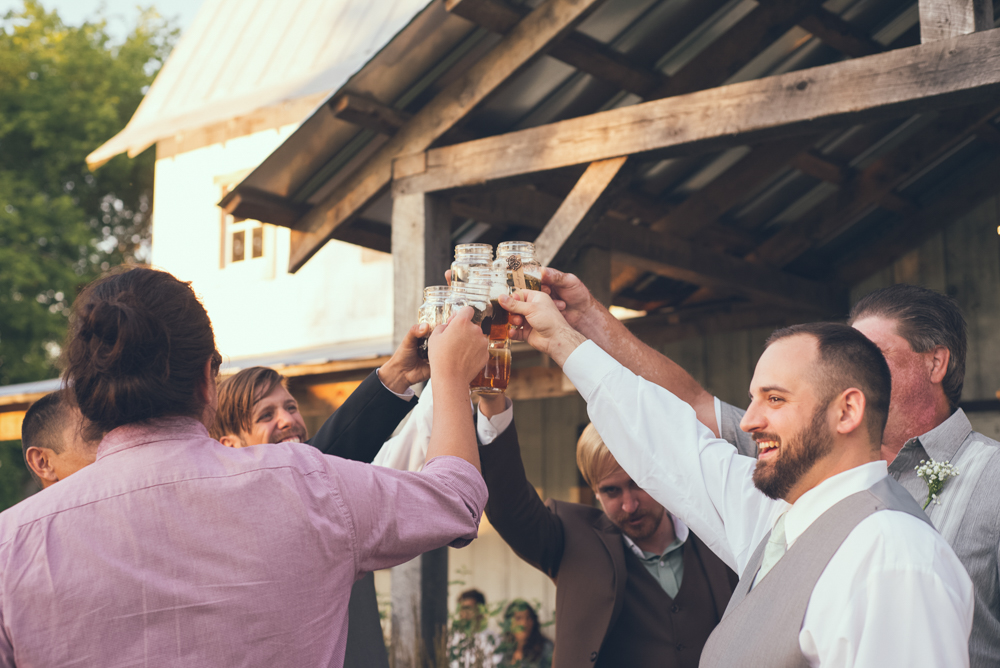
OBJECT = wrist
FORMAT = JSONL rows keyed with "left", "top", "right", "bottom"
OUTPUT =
{"left": 573, "top": 296, "right": 608, "bottom": 338}
{"left": 377, "top": 362, "right": 410, "bottom": 395}
{"left": 548, "top": 327, "right": 587, "bottom": 367}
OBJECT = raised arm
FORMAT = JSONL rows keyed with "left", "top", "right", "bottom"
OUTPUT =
{"left": 520, "top": 268, "right": 720, "bottom": 436}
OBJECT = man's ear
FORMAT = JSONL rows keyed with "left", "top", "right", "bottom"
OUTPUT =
{"left": 219, "top": 434, "right": 245, "bottom": 449}
{"left": 25, "top": 447, "right": 59, "bottom": 487}
{"left": 834, "top": 388, "right": 866, "bottom": 436}
{"left": 927, "top": 345, "right": 951, "bottom": 385}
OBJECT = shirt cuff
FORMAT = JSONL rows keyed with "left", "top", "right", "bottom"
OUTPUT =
{"left": 562, "top": 340, "right": 621, "bottom": 402}
{"left": 376, "top": 367, "right": 416, "bottom": 401}
{"left": 477, "top": 397, "right": 514, "bottom": 445}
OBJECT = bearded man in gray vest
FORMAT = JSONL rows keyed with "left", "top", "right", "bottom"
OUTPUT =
{"left": 502, "top": 289, "right": 973, "bottom": 667}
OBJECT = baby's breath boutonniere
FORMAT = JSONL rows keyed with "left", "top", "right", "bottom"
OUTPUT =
{"left": 915, "top": 459, "right": 959, "bottom": 510}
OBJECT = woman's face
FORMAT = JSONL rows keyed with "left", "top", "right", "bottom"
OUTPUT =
{"left": 511, "top": 609, "right": 533, "bottom": 642}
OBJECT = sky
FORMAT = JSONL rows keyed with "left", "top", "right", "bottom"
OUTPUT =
{"left": 0, "top": 0, "right": 205, "bottom": 41}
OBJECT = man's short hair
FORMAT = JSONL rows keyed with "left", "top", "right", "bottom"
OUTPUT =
{"left": 211, "top": 367, "right": 285, "bottom": 440}
{"left": 576, "top": 423, "right": 621, "bottom": 490}
{"left": 848, "top": 284, "right": 967, "bottom": 411}
{"left": 765, "top": 322, "right": 892, "bottom": 446}
{"left": 21, "top": 390, "right": 73, "bottom": 460}
{"left": 458, "top": 589, "right": 486, "bottom": 607}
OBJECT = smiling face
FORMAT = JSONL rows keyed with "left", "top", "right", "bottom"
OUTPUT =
{"left": 595, "top": 467, "right": 667, "bottom": 543}
{"left": 741, "top": 334, "right": 835, "bottom": 501}
{"left": 241, "top": 383, "right": 308, "bottom": 446}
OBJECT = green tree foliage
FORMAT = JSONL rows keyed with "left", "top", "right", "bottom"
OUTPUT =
{"left": 0, "top": 1, "right": 177, "bottom": 385}
{"left": 0, "top": 440, "right": 34, "bottom": 511}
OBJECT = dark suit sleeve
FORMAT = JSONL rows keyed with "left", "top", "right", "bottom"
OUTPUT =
{"left": 306, "top": 370, "right": 417, "bottom": 464}
{"left": 480, "top": 418, "right": 566, "bottom": 579}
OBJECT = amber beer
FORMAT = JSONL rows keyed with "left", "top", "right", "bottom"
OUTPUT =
{"left": 471, "top": 299, "right": 511, "bottom": 393}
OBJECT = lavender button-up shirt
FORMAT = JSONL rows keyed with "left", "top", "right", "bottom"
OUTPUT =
{"left": 0, "top": 417, "right": 486, "bottom": 667}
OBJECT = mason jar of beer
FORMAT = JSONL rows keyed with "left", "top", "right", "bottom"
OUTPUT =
{"left": 416, "top": 286, "right": 450, "bottom": 360}
{"left": 444, "top": 281, "right": 491, "bottom": 327}
{"left": 494, "top": 241, "right": 542, "bottom": 292}
{"left": 451, "top": 244, "right": 493, "bottom": 286}
{"left": 470, "top": 269, "right": 511, "bottom": 394}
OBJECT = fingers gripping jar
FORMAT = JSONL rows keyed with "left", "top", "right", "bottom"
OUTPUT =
{"left": 470, "top": 269, "right": 511, "bottom": 394}
{"left": 494, "top": 241, "right": 541, "bottom": 292}
{"left": 451, "top": 244, "right": 493, "bottom": 286}
{"left": 416, "top": 286, "right": 450, "bottom": 360}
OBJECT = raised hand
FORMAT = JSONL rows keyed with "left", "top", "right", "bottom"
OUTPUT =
{"left": 428, "top": 306, "right": 489, "bottom": 385}
{"left": 499, "top": 290, "right": 586, "bottom": 366}
{"left": 378, "top": 323, "right": 432, "bottom": 394}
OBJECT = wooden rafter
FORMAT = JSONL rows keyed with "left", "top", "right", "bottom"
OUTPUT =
{"left": 919, "top": 0, "right": 994, "bottom": 43}
{"left": 287, "top": 0, "right": 611, "bottom": 272}
{"left": 392, "top": 28, "right": 1000, "bottom": 195}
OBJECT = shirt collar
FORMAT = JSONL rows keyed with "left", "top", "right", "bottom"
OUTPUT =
{"left": 622, "top": 512, "right": 689, "bottom": 559}
{"left": 909, "top": 409, "right": 972, "bottom": 461}
{"left": 783, "top": 460, "right": 888, "bottom": 548}
{"left": 97, "top": 417, "right": 210, "bottom": 461}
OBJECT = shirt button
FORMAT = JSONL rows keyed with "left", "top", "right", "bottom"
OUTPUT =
{"left": 676, "top": 644, "right": 685, "bottom": 652}
{"left": 590, "top": 650, "right": 598, "bottom": 661}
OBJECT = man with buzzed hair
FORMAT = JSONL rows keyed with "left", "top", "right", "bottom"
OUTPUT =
{"left": 21, "top": 390, "right": 97, "bottom": 489}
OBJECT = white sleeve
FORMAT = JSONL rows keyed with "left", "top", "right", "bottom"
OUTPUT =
{"left": 476, "top": 397, "right": 513, "bottom": 445}
{"left": 373, "top": 380, "right": 435, "bottom": 472}
{"left": 562, "top": 340, "right": 784, "bottom": 573}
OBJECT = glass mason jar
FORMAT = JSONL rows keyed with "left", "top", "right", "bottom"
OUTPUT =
{"left": 451, "top": 243, "right": 493, "bottom": 286}
{"left": 471, "top": 269, "right": 511, "bottom": 394}
{"left": 444, "top": 281, "right": 491, "bottom": 326}
{"left": 494, "top": 241, "right": 541, "bottom": 292}
{"left": 416, "top": 285, "right": 450, "bottom": 360}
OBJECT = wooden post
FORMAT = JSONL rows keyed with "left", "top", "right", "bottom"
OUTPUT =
{"left": 391, "top": 192, "right": 452, "bottom": 347}
{"left": 919, "top": 0, "right": 993, "bottom": 42}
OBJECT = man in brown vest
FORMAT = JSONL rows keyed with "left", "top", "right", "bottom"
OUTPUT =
{"left": 475, "top": 393, "right": 742, "bottom": 667}
{"left": 502, "top": 289, "right": 974, "bottom": 667}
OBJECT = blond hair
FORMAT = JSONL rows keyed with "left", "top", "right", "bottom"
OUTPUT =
{"left": 576, "top": 423, "right": 622, "bottom": 490}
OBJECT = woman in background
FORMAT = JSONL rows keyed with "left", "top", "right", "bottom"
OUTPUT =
{"left": 496, "top": 600, "right": 553, "bottom": 668}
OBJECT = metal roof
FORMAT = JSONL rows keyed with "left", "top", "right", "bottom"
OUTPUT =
{"left": 224, "top": 0, "right": 1000, "bottom": 319}
{"left": 87, "top": 0, "right": 431, "bottom": 169}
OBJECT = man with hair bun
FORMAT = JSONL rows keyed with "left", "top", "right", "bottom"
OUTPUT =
{"left": 20, "top": 390, "right": 97, "bottom": 488}
{"left": 475, "top": 389, "right": 739, "bottom": 668}
{"left": 0, "top": 267, "right": 490, "bottom": 668}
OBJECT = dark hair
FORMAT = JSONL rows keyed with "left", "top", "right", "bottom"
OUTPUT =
{"left": 501, "top": 599, "right": 548, "bottom": 662}
{"left": 458, "top": 589, "right": 486, "bottom": 607}
{"left": 22, "top": 390, "right": 72, "bottom": 456}
{"left": 211, "top": 367, "right": 285, "bottom": 439}
{"left": 766, "top": 322, "right": 891, "bottom": 446}
{"left": 849, "top": 284, "right": 967, "bottom": 411}
{"left": 62, "top": 268, "right": 221, "bottom": 439}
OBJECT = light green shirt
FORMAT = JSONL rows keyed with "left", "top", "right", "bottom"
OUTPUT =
{"left": 623, "top": 514, "right": 688, "bottom": 598}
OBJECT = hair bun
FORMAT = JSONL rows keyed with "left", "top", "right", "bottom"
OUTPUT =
{"left": 79, "top": 298, "right": 170, "bottom": 380}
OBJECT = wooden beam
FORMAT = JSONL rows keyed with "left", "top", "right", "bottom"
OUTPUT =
{"left": 837, "top": 151, "right": 1000, "bottom": 283}
{"left": 534, "top": 156, "right": 630, "bottom": 267}
{"left": 603, "top": 224, "right": 847, "bottom": 314}
{"left": 450, "top": 187, "right": 561, "bottom": 229}
{"left": 919, "top": 0, "right": 993, "bottom": 43}
{"left": 288, "top": 0, "right": 610, "bottom": 272}
{"left": 392, "top": 29, "right": 1000, "bottom": 195}
{"left": 224, "top": 187, "right": 309, "bottom": 228}
{"left": 799, "top": 9, "right": 885, "bottom": 57}
{"left": 625, "top": 302, "right": 813, "bottom": 348}
{"left": 789, "top": 149, "right": 849, "bottom": 184}
{"left": 446, "top": 0, "right": 668, "bottom": 98}
{"left": 505, "top": 366, "right": 577, "bottom": 400}
{"left": 391, "top": 193, "right": 452, "bottom": 346}
{"left": 330, "top": 95, "right": 412, "bottom": 136}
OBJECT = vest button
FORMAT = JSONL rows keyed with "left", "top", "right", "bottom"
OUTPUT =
{"left": 671, "top": 603, "right": 680, "bottom": 613}
{"left": 676, "top": 643, "right": 685, "bottom": 652}
{"left": 590, "top": 651, "right": 598, "bottom": 661}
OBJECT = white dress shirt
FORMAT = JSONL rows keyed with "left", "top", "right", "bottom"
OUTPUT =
{"left": 563, "top": 340, "right": 973, "bottom": 668}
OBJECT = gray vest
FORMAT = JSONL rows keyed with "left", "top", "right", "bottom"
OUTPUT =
{"left": 700, "top": 475, "right": 931, "bottom": 667}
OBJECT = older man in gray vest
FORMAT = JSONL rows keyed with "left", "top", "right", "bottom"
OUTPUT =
{"left": 503, "top": 289, "right": 973, "bottom": 667}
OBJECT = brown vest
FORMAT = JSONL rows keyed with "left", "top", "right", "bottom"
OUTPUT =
{"left": 597, "top": 537, "right": 724, "bottom": 668}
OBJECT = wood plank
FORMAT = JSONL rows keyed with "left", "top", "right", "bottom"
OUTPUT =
{"left": 447, "top": 0, "right": 668, "bottom": 97}
{"left": 534, "top": 156, "right": 630, "bottom": 267}
{"left": 919, "top": 0, "right": 993, "bottom": 43}
{"left": 505, "top": 366, "right": 577, "bottom": 400}
{"left": 603, "top": 223, "right": 847, "bottom": 313}
{"left": 625, "top": 302, "right": 813, "bottom": 349}
{"left": 330, "top": 95, "right": 412, "bottom": 136}
{"left": 789, "top": 149, "right": 849, "bottom": 184}
{"left": 450, "top": 187, "right": 561, "bottom": 229}
{"left": 223, "top": 186, "right": 310, "bottom": 228}
{"left": 799, "top": 8, "right": 885, "bottom": 57}
{"left": 837, "top": 152, "right": 1000, "bottom": 282}
{"left": 391, "top": 193, "right": 453, "bottom": 346}
{"left": 392, "top": 28, "right": 1000, "bottom": 195}
{"left": 288, "top": 0, "right": 611, "bottom": 272}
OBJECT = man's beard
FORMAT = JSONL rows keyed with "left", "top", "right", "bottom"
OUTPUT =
{"left": 613, "top": 506, "right": 665, "bottom": 543}
{"left": 268, "top": 427, "right": 307, "bottom": 444}
{"left": 752, "top": 403, "right": 833, "bottom": 500}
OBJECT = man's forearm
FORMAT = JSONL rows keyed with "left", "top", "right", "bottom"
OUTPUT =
{"left": 427, "top": 377, "right": 480, "bottom": 472}
{"left": 573, "top": 299, "right": 719, "bottom": 435}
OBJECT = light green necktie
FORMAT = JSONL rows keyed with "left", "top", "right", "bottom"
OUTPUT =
{"left": 752, "top": 512, "right": 788, "bottom": 589}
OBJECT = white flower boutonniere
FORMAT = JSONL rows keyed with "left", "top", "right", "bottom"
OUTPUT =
{"left": 915, "top": 459, "right": 960, "bottom": 510}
